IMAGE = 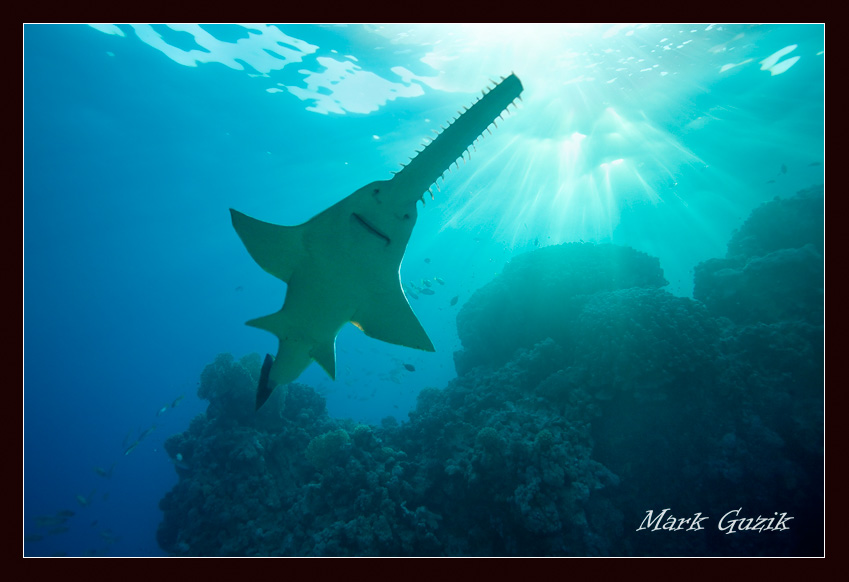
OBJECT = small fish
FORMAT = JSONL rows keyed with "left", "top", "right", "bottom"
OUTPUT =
{"left": 403, "top": 364, "right": 416, "bottom": 372}
{"left": 808, "top": 161, "right": 822, "bottom": 167}
{"left": 123, "top": 441, "right": 139, "bottom": 456}
{"left": 76, "top": 490, "right": 96, "bottom": 507}
{"left": 156, "top": 405, "right": 169, "bottom": 416}
{"left": 422, "top": 279, "right": 432, "bottom": 288}
{"left": 420, "top": 288, "right": 435, "bottom": 295}
{"left": 34, "top": 515, "right": 67, "bottom": 527}
{"left": 533, "top": 238, "right": 539, "bottom": 247}
{"left": 138, "top": 425, "right": 157, "bottom": 441}
{"left": 780, "top": 163, "right": 787, "bottom": 174}
{"left": 404, "top": 283, "right": 419, "bottom": 300}
{"left": 171, "top": 395, "right": 185, "bottom": 408}
{"left": 424, "top": 258, "right": 431, "bottom": 263}
{"left": 24, "top": 534, "right": 44, "bottom": 543}
{"left": 93, "top": 464, "right": 114, "bottom": 478}
{"left": 450, "top": 295, "right": 459, "bottom": 306}
{"left": 48, "top": 526, "right": 70, "bottom": 535}
{"left": 434, "top": 277, "right": 445, "bottom": 285}
{"left": 56, "top": 510, "right": 75, "bottom": 518}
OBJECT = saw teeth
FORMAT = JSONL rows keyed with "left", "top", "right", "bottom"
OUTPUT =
{"left": 396, "top": 73, "right": 523, "bottom": 200}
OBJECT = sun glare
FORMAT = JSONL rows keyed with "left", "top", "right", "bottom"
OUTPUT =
{"left": 441, "top": 84, "right": 704, "bottom": 248}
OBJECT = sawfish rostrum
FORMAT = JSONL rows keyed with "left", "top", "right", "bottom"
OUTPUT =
{"left": 231, "top": 74, "right": 524, "bottom": 409}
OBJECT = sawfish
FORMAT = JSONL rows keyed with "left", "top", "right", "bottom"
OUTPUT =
{"left": 231, "top": 73, "right": 524, "bottom": 409}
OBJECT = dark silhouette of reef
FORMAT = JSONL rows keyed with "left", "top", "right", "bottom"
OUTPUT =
{"left": 158, "top": 186, "right": 823, "bottom": 556}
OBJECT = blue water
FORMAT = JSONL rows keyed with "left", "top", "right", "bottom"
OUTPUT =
{"left": 24, "top": 24, "right": 824, "bottom": 556}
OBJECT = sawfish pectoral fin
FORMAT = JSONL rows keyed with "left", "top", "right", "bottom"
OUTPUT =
{"left": 230, "top": 208, "right": 303, "bottom": 283}
{"left": 353, "top": 288, "right": 435, "bottom": 352}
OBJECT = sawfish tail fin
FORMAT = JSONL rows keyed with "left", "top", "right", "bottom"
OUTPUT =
{"left": 257, "top": 353, "right": 276, "bottom": 410}
{"left": 392, "top": 73, "right": 523, "bottom": 202}
{"left": 252, "top": 339, "right": 313, "bottom": 410}
{"left": 230, "top": 208, "right": 304, "bottom": 284}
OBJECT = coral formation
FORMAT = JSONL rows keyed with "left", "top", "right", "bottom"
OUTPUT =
{"left": 306, "top": 429, "right": 351, "bottom": 470}
{"left": 455, "top": 243, "right": 668, "bottom": 374}
{"left": 693, "top": 185, "right": 824, "bottom": 325}
{"left": 157, "top": 186, "right": 823, "bottom": 556}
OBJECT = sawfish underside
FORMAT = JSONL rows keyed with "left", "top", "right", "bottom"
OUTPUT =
{"left": 231, "top": 73, "right": 524, "bottom": 409}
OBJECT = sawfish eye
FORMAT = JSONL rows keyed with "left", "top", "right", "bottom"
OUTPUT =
{"left": 403, "top": 214, "right": 410, "bottom": 219}
{"left": 373, "top": 189, "right": 380, "bottom": 195}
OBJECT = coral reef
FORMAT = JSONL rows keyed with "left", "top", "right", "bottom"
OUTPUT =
{"left": 693, "top": 185, "right": 824, "bottom": 325}
{"left": 158, "top": 186, "right": 823, "bottom": 556}
{"left": 454, "top": 243, "right": 668, "bottom": 374}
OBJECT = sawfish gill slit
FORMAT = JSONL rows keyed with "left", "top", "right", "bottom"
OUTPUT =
{"left": 352, "top": 212, "right": 392, "bottom": 245}
{"left": 392, "top": 73, "right": 523, "bottom": 201}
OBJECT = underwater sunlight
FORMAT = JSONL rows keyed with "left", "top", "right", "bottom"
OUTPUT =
{"left": 24, "top": 23, "right": 824, "bottom": 557}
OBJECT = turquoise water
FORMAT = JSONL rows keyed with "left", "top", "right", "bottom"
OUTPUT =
{"left": 24, "top": 24, "right": 823, "bottom": 556}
